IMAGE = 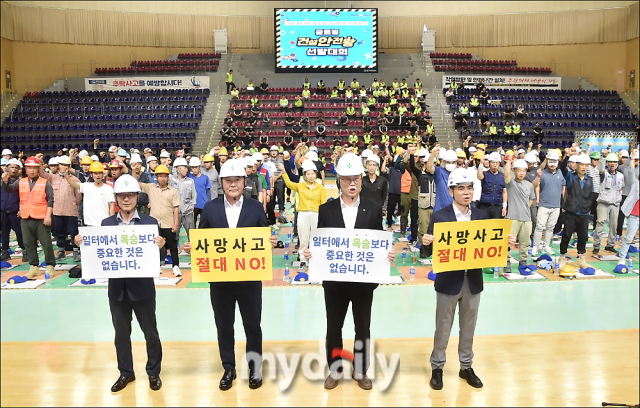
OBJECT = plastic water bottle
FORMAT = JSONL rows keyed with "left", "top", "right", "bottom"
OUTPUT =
{"left": 629, "top": 257, "right": 634, "bottom": 272}
{"left": 285, "top": 241, "right": 289, "bottom": 250}
{"left": 44, "top": 269, "right": 51, "bottom": 286}
{"left": 494, "top": 266, "right": 500, "bottom": 279}
{"left": 283, "top": 264, "right": 290, "bottom": 282}
{"left": 284, "top": 250, "right": 289, "bottom": 262}
{"left": 402, "top": 248, "right": 407, "bottom": 264}
{"left": 288, "top": 230, "right": 292, "bottom": 240}
{"left": 554, "top": 256, "right": 560, "bottom": 276}
{"left": 505, "top": 257, "right": 512, "bottom": 274}
{"left": 409, "top": 265, "right": 415, "bottom": 281}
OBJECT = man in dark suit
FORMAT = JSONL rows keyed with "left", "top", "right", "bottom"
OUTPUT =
{"left": 184, "top": 159, "right": 277, "bottom": 391}
{"left": 423, "top": 168, "right": 516, "bottom": 391}
{"left": 75, "top": 175, "right": 166, "bottom": 393}
{"left": 303, "top": 153, "right": 396, "bottom": 391}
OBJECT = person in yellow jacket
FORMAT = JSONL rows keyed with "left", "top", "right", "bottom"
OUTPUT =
{"left": 225, "top": 70, "right": 234, "bottom": 94}
{"left": 302, "top": 88, "right": 311, "bottom": 102}
{"left": 345, "top": 88, "right": 354, "bottom": 103}
{"left": 279, "top": 95, "right": 289, "bottom": 112}
{"left": 350, "top": 78, "right": 360, "bottom": 91}
{"left": 250, "top": 95, "right": 259, "bottom": 107}
{"left": 346, "top": 104, "right": 356, "bottom": 118}
{"left": 337, "top": 79, "right": 346, "bottom": 95}
{"left": 279, "top": 160, "right": 327, "bottom": 260}
{"left": 361, "top": 103, "right": 370, "bottom": 116}
{"left": 389, "top": 97, "right": 398, "bottom": 111}
{"left": 503, "top": 121, "right": 513, "bottom": 138}
{"left": 230, "top": 87, "right": 239, "bottom": 99}
{"left": 329, "top": 87, "right": 340, "bottom": 103}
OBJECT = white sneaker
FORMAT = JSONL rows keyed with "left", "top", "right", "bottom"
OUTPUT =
{"left": 173, "top": 265, "right": 182, "bottom": 277}
{"left": 543, "top": 246, "right": 555, "bottom": 255}
{"left": 530, "top": 246, "right": 538, "bottom": 256}
{"left": 179, "top": 250, "right": 189, "bottom": 256}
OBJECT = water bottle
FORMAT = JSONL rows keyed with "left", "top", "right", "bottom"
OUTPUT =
{"left": 494, "top": 266, "right": 500, "bottom": 279}
{"left": 554, "top": 256, "right": 560, "bottom": 276}
{"left": 287, "top": 230, "right": 292, "bottom": 240}
{"left": 409, "top": 265, "right": 415, "bottom": 281}
{"left": 629, "top": 257, "right": 634, "bottom": 272}
{"left": 44, "top": 269, "right": 51, "bottom": 286}
{"left": 283, "top": 264, "right": 290, "bottom": 282}
{"left": 505, "top": 257, "right": 512, "bottom": 274}
{"left": 402, "top": 248, "right": 407, "bottom": 264}
{"left": 285, "top": 241, "right": 289, "bottom": 250}
{"left": 284, "top": 250, "right": 289, "bottom": 262}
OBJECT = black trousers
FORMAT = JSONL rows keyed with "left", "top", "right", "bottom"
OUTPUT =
{"left": 109, "top": 291, "right": 162, "bottom": 377}
{"left": 210, "top": 281, "right": 262, "bottom": 370}
{"left": 477, "top": 202, "right": 503, "bottom": 219}
{"left": 273, "top": 178, "right": 286, "bottom": 213}
{"left": 590, "top": 193, "right": 599, "bottom": 227}
{"left": 386, "top": 193, "right": 402, "bottom": 227}
{"left": 159, "top": 227, "right": 179, "bottom": 267}
{"left": 553, "top": 206, "right": 566, "bottom": 234}
{"left": 324, "top": 283, "right": 375, "bottom": 375}
{"left": 560, "top": 212, "right": 590, "bottom": 255}
{"left": 1, "top": 211, "right": 24, "bottom": 251}
{"left": 616, "top": 195, "right": 628, "bottom": 236}
{"left": 53, "top": 215, "right": 79, "bottom": 250}
{"left": 266, "top": 194, "right": 277, "bottom": 225}
{"left": 409, "top": 198, "right": 418, "bottom": 242}
{"left": 226, "top": 82, "right": 235, "bottom": 94}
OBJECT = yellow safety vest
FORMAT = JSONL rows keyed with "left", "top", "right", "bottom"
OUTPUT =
{"left": 513, "top": 125, "right": 521, "bottom": 133}
{"left": 303, "top": 82, "right": 311, "bottom": 89}
{"left": 470, "top": 98, "right": 479, "bottom": 107}
{"left": 490, "top": 126, "right": 497, "bottom": 135}
{"left": 280, "top": 98, "right": 288, "bottom": 107}
{"left": 226, "top": 73, "right": 232, "bottom": 83}
{"left": 346, "top": 107, "right": 355, "bottom": 115}
{"left": 331, "top": 90, "right": 338, "bottom": 98}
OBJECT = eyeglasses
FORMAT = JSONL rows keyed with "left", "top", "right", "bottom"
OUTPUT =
{"left": 117, "top": 193, "right": 137, "bottom": 200}
{"left": 340, "top": 176, "right": 361, "bottom": 185}
{"left": 453, "top": 186, "right": 474, "bottom": 193}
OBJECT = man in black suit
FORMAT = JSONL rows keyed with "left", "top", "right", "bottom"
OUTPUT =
{"left": 75, "top": 175, "right": 166, "bottom": 393}
{"left": 422, "top": 168, "right": 516, "bottom": 391}
{"left": 303, "top": 153, "right": 396, "bottom": 391}
{"left": 184, "top": 158, "right": 277, "bottom": 391}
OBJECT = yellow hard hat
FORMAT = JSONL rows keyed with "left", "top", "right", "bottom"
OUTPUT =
{"left": 555, "top": 149, "right": 562, "bottom": 156}
{"left": 477, "top": 144, "right": 486, "bottom": 150}
{"left": 219, "top": 147, "right": 228, "bottom": 156}
{"left": 474, "top": 151, "right": 485, "bottom": 159}
{"left": 260, "top": 148, "right": 269, "bottom": 154}
{"left": 202, "top": 154, "right": 215, "bottom": 162}
{"left": 559, "top": 264, "right": 576, "bottom": 277}
{"left": 506, "top": 150, "right": 514, "bottom": 156}
{"left": 89, "top": 161, "right": 104, "bottom": 173}
{"left": 154, "top": 164, "right": 170, "bottom": 174}
{"left": 80, "top": 156, "right": 93, "bottom": 165}
{"left": 456, "top": 151, "right": 466, "bottom": 158}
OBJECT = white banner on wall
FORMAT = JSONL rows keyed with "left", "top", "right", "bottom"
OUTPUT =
{"left": 443, "top": 75, "right": 561, "bottom": 89}
{"left": 85, "top": 76, "right": 210, "bottom": 91}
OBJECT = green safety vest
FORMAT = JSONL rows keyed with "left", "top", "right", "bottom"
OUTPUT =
{"left": 346, "top": 107, "right": 355, "bottom": 115}
{"left": 383, "top": 106, "right": 391, "bottom": 115}
{"left": 349, "top": 134, "right": 358, "bottom": 143}
{"left": 372, "top": 82, "right": 379, "bottom": 89}
{"left": 389, "top": 88, "right": 397, "bottom": 96}
{"left": 427, "top": 124, "right": 434, "bottom": 134}
{"left": 513, "top": 125, "right": 521, "bottom": 133}
{"left": 402, "top": 90, "right": 410, "bottom": 98}
{"left": 470, "top": 98, "right": 479, "bottom": 107}
{"left": 360, "top": 89, "right": 367, "bottom": 96}
{"left": 331, "top": 90, "right": 338, "bottom": 98}
{"left": 280, "top": 98, "right": 288, "bottom": 107}
{"left": 338, "top": 81, "right": 345, "bottom": 89}
{"left": 381, "top": 89, "right": 388, "bottom": 96}
{"left": 226, "top": 73, "right": 232, "bottom": 82}
{"left": 363, "top": 133, "right": 372, "bottom": 144}
{"left": 302, "top": 89, "right": 310, "bottom": 97}
{"left": 392, "top": 82, "right": 400, "bottom": 89}
{"left": 381, "top": 134, "right": 389, "bottom": 143}
{"left": 414, "top": 106, "right": 422, "bottom": 115}
{"left": 490, "top": 126, "right": 497, "bottom": 135}
{"left": 450, "top": 82, "right": 457, "bottom": 89}
{"left": 368, "top": 97, "right": 376, "bottom": 105}
{"left": 317, "top": 82, "right": 324, "bottom": 88}
{"left": 303, "top": 82, "right": 311, "bottom": 89}
{"left": 410, "top": 97, "right": 418, "bottom": 106}
{"left": 361, "top": 106, "right": 370, "bottom": 115}
{"left": 460, "top": 106, "right": 469, "bottom": 114}
{"left": 389, "top": 98, "right": 397, "bottom": 106}
{"left": 295, "top": 99, "right": 303, "bottom": 107}
{"left": 373, "top": 89, "right": 381, "bottom": 98}
{"left": 351, "top": 82, "right": 359, "bottom": 89}
{"left": 397, "top": 135, "right": 405, "bottom": 144}
{"left": 231, "top": 90, "right": 239, "bottom": 97}
{"left": 504, "top": 126, "right": 512, "bottom": 134}
{"left": 398, "top": 106, "right": 407, "bottom": 115}
{"left": 251, "top": 97, "right": 258, "bottom": 106}
{"left": 345, "top": 90, "right": 353, "bottom": 98}
{"left": 414, "top": 82, "right": 422, "bottom": 89}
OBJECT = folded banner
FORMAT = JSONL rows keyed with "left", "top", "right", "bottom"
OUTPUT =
{"left": 309, "top": 228, "right": 393, "bottom": 284}
{"left": 190, "top": 227, "right": 273, "bottom": 282}
{"left": 85, "top": 76, "right": 210, "bottom": 91}
{"left": 79, "top": 225, "right": 160, "bottom": 279}
{"left": 432, "top": 219, "right": 512, "bottom": 273}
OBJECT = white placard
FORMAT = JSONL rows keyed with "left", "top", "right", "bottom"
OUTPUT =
{"left": 79, "top": 225, "right": 160, "bottom": 279}
{"left": 308, "top": 228, "right": 393, "bottom": 284}
{"left": 442, "top": 75, "right": 561, "bottom": 89}
{"left": 85, "top": 76, "right": 210, "bottom": 91}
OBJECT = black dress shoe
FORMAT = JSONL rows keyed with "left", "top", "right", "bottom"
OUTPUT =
{"left": 429, "top": 369, "right": 443, "bottom": 390}
{"left": 0, "top": 250, "right": 10, "bottom": 261}
{"left": 419, "top": 245, "right": 428, "bottom": 259}
{"left": 459, "top": 368, "right": 483, "bottom": 388}
{"left": 219, "top": 369, "right": 236, "bottom": 391}
{"left": 111, "top": 374, "right": 135, "bottom": 392}
{"left": 604, "top": 246, "right": 617, "bottom": 253}
{"left": 149, "top": 375, "right": 162, "bottom": 391}
{"left": 249, "top": 368, "right": 263, "bottom": 389}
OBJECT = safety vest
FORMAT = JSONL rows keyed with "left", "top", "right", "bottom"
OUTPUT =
{"left": 251, "top": 97, "right": 258, "bottom": 106}
{"left": 338, "top": 81, "right": 345, "bottom": 89}
{"left": 450, "top": 82, "right": 458, "bottom": 89}
{"left": 397, "top": 135, "right": 406, "bottom": 144}
{"left": 226, "top": 73, "right": 233, "bottom": 83}
{"left": 346, "top": 107, "right": 355, "bottom": 115}
{"left": 389, "top": 88, "right": 397, "bottom": 96}
{"left": 470, "top": 98, "right": 479, "bottom": 107}
{"left": 383, "top": 106, "right": 391, "bottom": 115}
{"left": 414, "top": 82, "right": 422, "bottom": 89}
{"left": 362, "top": 106, "right": 370, "bottom": 115}
{"left": 489, "top": 126, "right": 498, "bottom": 135}
{"left": 351, "top": 81, "right": 359, "bottom": 89}
{"left": 381, "top": 89, "right": 389, "bottom": 97}
{"left": 345, "top": 89, "right": 353, "bottom": 98}
{"left": 18, "top": 177, "right": 48, "bottom": 220}
{"left": 368, "top": 97, "right": 376, "bottom": 105}
{"left": 504, "top": 126, "right": 512, "bottom": 135}
{"left": 389, "top": 98, "right": 397, "bottom": 106}
{"left": 460, "top": 106, "right": 469, "bottom": 115}
{"left": 381, "top": 134, "right": 389, "bottom": 143}
{"left": 363, "top": 133, "right": 372, "bottom": 144}
{"left": 410, "top": 97, "right": 418, "bottom": 106}
{"left": 371, "top": 81, "right": 378, "bottom": 89}
{"left": 426, "top": 124, "right": 434, "bottom": 135}
{"left": 303, "top": 82, "right": 311, "bottom": 90}
{"left": 512, "top": 125, "right": 521, "bottom": 134}
{"left": 398, "top": 106, "right": 407, "bottom": 115}
{"left": 317, "top": 81, "right": 325, "bottom": 89}
{"left": 280, "top": 98, "right": 288, "bottom": 107}
{"left": 349, "top": 134, "right": 358, "bottom": 143}
{"left": 331, "top": 89, "right": 338, "bottom": 98}
{"left": 295, "top": 99, "right": 303, "bottom": 107}
{"left": 373, "top": 89, "right": 381, "bottom": 98}
{"left": 401, "top": 170, "right": 412, "bottom": 193}
{"left": 402, "top": 90, "right": 410, "bottom": 99}
{"left": 302, "top": 89, "right": 310, "bottom": 98}
{"left": 392, "top": 81, "right": 400, "bottom": 89}
{"left": 231, "top": 89, "right": 239, "bottom": 98}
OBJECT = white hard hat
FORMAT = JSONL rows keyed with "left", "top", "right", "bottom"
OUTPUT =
{"left": 159, "top": 151, "right": 171, "bottom": 158}
{"left": 270, "top": 145, "right": 279, "bottom": 151}
{"left": 546, "top": 150, "right": 560, "bottom": 161}
{"left": 130, "top": 154, "right": 142, "bottom": 164}
{"left": 448, "top": 168, "right": 476, "bottom": 187}
{"left": 524, "top": 152, "right": 538, "bottom": 163}
{"left": 575, "top": 147, "right": 582, "bottom": 153}
{"left": 469, "top": 146, "right": 477, "bottom": 153}
{"left": 513, "top": 159, "right": 528, "bottom": 169}
{"left": 309, "top": 146, "right": 318, "bottom": 152}
{"left": 517, "top": 149, "right": 526, "bottom": 154}
{"left": 455, "top": 148, "right": 463, "bottom": 154}
{"left": 2, "top": 148, "right": 12, "bottom": 156}
{"left": 78, "top": 150, "right": 89, "bottom": 158}
{"left": 336, "top": 153, "right": 365, "bottom": 176}
{"left": 90, "top": 155, "right": 99, "bottom": 162}
{"left": 189, "top": 157, "right": 201, "bottom": 167}
{"left": 8, "top": 158, "right": 22, "bottom": 168}
{"left": 307, "top": 151, "right": 319, "bottom": 162}
{"left": 219, "top": 159, "right": 247, "bottom": 178}
{"left": 58, "top": 155, "right": 72, "bottom": 165}
{"left": 530, "top": 149, "right": 539, "bottom": 156}
{"left": 438, "top": 149, "right": 446, "bottom": 160}
{"left": 48, "top": 157, "right": 59, "bottom": 165}
{"left": 443, "top": 150, "right": 458, "bottom": 162}
{"left": 243, "top": 157, "right": 255, "bottom": 168}
{"left": 147, "top": 155, "right": 158, "bottom": 162}
{"left": 488, "top": 152, "right": 502, "bottom": 162}
{"left": 113, "top": 175, "right": 141, "bottom": 194}
{"left": 133, "top": 149, "right": 140, "bottom": 154}
{"left": 577, "top": 154, "right": 591, "bottom": 164}
{"left": 361, "top": 149, "right": 372, "bottom": 158}
{"left": 371, "top": 145, "right": 380, "bottom": 150}
{"left": 418, "top": 148, "right": 429, "bottom": 157}
{"left": 108, "top": 146, "right": 117, "bottom": 152}
{"left": 568, "top": 155, "right": 579, "bottom": 163}
{"left": 620, "top": 150, "right": 629, "bottom": 158}
{"left": 252, "top": 152, "right": 264, "bottom": 162}
{"left": 367, "top": 155, "right": 380, "bottom": 166}
{"left": 301, "top": 159, "right": 317, "bottom": 173}
{"left": 173, "top": 157, "right": 188, "bottom": 167}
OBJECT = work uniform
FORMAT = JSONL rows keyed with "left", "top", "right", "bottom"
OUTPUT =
{"left": 103, "top": 211, "right": 163, "bottom": 379}
{"left": 408, "top": 155, "right": 435, "bottom": 249}
{"left": 282, "top": 171, "right": 327, "bottom": 253}
{"left": 478, "top": 170, "right": 505, "bottom": 219}
{"left": 169, "top": 174, "right": 197, "bottom": 241}
{"left": 560, "top": 172, "right": 594, "bottom": 255}
{"left": 0, "top": 175, "right": 25, "bottom": 256}
{"left": 139, "top": 183, "right": 181, "bottom": 268}
{"left": 593, "top": 168, "right": 624, "bottom": 251}
{"left": 199, "top": 196, "right": 268, "bottom": 372}
{"left": 40, "top": 169, "right": 82, "bottom": 256}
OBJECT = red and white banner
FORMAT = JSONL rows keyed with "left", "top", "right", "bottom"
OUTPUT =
{"left": 443, "top": 75, "right": 561, "bottom": 89}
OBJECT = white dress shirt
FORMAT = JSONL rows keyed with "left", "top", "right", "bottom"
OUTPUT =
{"left": 452, "top": 203, "right": 472, "bottom": 222}
{"left": 340, "top": 194, "right": 361, "bottom": 229}
{"left": 224, "top": 195, "right": 244, "bottom": 228}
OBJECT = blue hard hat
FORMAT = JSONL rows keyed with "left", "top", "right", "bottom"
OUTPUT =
{"left": 7, "top": 275, "right": 27, "bottom": 284}
{"left": 518, "top": 264, "right": 537, "bottom": 276}
{"left": 428, "top": 270, "right": 436, "bottom": 281}
{"left": 580, "top": 267, "right": 596, "bottom": 275}
{"left": 81, "top": 278, "right": 96, "bottom": 285}
{"left": 613, "top": 264, "right": 629, "bottom": 274}
{"left": 1, "top": 261, "right": 13, "bottom": 269}
{"left": 535, "top": 254, "right": 552, "bottom": 262}
{"left": 40, "top": 261, "right": 46, "bottom": 267}
{"left": 293, "top": 272, "right": 309, "bottom": 282}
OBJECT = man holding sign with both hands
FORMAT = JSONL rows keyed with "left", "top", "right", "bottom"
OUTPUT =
{"left": 423, "top": 167, "right": 516, "bottom": 391}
